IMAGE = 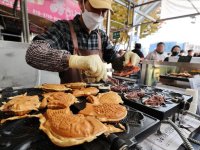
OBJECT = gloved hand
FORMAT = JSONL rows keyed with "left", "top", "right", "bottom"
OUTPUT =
{"left": 123, "top": 51, "right": 140, "bottom": 66}
{"left": 69, "top": 55, "right": 107, "bottom": 82}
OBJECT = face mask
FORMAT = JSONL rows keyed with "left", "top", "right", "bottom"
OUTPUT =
{"left": 82, "top": 8, "right": 104, "bottom": 31}
{"left": 172, "top": 51, "right": 179, "bottom": 56}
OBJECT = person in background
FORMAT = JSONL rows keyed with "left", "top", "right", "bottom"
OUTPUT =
{"left": 145, "top": 42, "right": 166, "bottom": 61}
{"left": 26, "top": 0, "right": 140, "bottom": 83}
{"left": 167, "top": 53, "right": 171, "bottom": 57}
{"left": 188, "top": 49, "right": 194, "bottom": 57}
{"left": 132, "top": 43, "right": 144, "bottom": 59}
{"left": 179, "top": 50, "right": 185, "bottom": 56}
{"left": 164, "top": 45, "right": 181, "bottom": 61}
{"left": 194, "top": 53, "right": 198, "bottom": 57}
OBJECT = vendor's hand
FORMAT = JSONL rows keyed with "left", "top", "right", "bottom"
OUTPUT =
{"left": 87, "top": 63, "right": 107, "bottom": 82}
{"left": 123, "top": 51, "right": 140, "bottom": 66}
{"left": 69, "top": 55, "right": 107, "bottom": 82}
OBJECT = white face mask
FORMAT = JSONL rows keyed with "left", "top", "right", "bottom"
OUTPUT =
{"left": 82, "top": 8, "right": 104, "bottom": 31}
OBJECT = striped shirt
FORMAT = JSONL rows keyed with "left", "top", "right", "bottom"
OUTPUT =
{"left": 26, "top": 15, "right": 117, "bottom": 72}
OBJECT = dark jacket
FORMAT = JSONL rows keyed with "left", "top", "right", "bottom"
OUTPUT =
{"left": 132, "top": 49, "right": 144, "bottom": 58}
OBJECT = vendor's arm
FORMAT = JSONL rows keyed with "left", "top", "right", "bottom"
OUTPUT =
{"left": 26, "top": 20, "right": 71, "bottom": 72}
{"left": 100, "top": 30, "right": 118, "bottom": 64}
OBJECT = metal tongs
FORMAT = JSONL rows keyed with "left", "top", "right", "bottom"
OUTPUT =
{"left": 87, "top": 76, "right": 119, "bottom": 88}
{"left": 105, "top": 76, "right": 120, "bottom": 86}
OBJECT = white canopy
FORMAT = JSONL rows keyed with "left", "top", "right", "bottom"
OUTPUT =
{"left": 161, "top": 0, "right": 200, "bottom": 19}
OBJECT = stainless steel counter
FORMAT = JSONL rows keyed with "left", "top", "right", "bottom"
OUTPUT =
{"left": 141, "top": 60, "right": 200, "bottom": 87}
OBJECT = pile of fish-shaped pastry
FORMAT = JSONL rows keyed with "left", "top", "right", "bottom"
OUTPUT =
{"left": 0, "top": 82, "right": 127, "bottom": 147}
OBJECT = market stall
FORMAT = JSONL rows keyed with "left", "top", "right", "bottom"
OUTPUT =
{"left": 140, "top": 60, "right": 200, "bottom": 88}
{"left": 0, "top": 80, "right": 200, "bottom": 150}
{"left": 0, "top": 0, "right": 200, "bottom": 150}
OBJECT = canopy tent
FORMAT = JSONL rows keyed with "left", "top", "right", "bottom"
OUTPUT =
{"left": 139, "top": 15, "right": 200, "bottom": 54}
{"left": 0, "top": 0, "right": 160, "bottom": 41}
{"left": 112, "top": 0, "right": 200, "bottom": 32}
{"left": 161, "top": 0, "right": 200, "bottom": 19}
{"left": 0, "top": 0, "right": 81, "bottom": 42}
{"left": 1, "top": 0, "right": 200, "bottom": 43}
{"left": 138, "top": 0, "right": 200, "bottom": 54}
{"left": 0, "top": 0, "right": 81, "bottom": 22}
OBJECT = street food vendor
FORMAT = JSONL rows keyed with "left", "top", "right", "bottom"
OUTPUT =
{"left": 26, "top": 0, "right": 140, "bottom": 83}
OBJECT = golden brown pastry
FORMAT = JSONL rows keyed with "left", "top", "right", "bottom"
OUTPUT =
{"left": 170, "top": 72, "right": 178, "bottom": 76}
{"left": 79, "top": 103, "right": 127, "bottom": 122}
{"left": 0, "top": 114, "right": 40, "bottom": 124}
{"left": 73, "top": 87, "right": 99, "bottom": 97}
{"left": 39, "top": 109, "right": 106, "bottom": 147}
{"left": 40, "top": 92, "right": 77, "bottom": 109}
{"left": 37, "top": 84, "right": 71, "bottom": 92}
{"left": 86, "top": 92, "right": 123, "bottom": 105}
{"left": 97, "top": 91, "right": 123, "bottom": 104}
{"left": 86, "top": 95, "right": 100, "bottom": 105}
{"left": 0, "top": 95, "right": 40, "bottom": 116}
{"left": 104, "top": 123, "right": 125, "bottom": 135}
{"left": 65, "top": 82, "right": 86, "bottom": 89}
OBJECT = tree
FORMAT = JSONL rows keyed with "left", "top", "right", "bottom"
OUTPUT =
{"left": 105, "top": 1, "right": 161, "bottom": 42}
{"left": 140, "top": 7, "right": 161, "bottom": 38}
{"left": 104, "top": 2, "right": 133, "bottom": 43}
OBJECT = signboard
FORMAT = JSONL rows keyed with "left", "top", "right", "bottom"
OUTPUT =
{"left": 0, "top": 0, "right": 81, "bottom": 22}
{"left": 113, "top": 31, "right": 120, "bottom": 39}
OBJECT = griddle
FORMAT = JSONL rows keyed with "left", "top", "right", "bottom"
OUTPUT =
{"left": 0, "top": 87, "right": 160, "bottom": 150}
{"left": 122, "top": 86, "right": 193, "bottom": 120}
{"left": 160, "top": 75, "right": 190, "bottom": 82}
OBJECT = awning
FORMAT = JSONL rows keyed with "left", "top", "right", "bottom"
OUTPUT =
{"left": 161, "top": 0, "right": 200, "bottom": 19}
{"left": 0, "top": 0, "right": 81, "bottom": 22}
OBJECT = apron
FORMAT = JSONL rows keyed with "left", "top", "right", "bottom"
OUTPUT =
{"left": 59, "top": 20, "right": 103, "bottom": 83}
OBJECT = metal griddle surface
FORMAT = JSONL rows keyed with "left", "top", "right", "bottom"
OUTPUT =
{"left": 0, "top": 87, "right": 160, "bottom": 150}
{"left": 122, "top": 86, "right": 193, "bottom": 120}
{"left": 160, "top": 75, "right": 190, "bottom": 82}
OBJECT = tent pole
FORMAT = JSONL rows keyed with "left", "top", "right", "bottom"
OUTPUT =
{"left": 20, "top": 0, "right": 26, "bottom": 43}
{"left": 134, "top": 0, "right": 161, "bottom": 8}
{"left": 106, "top": 10, "right": 111, "bottom": 37}
{"left": 20, "top": 0, "right": 30, "bottom": 43}
{"left": 111, "top": 12, "right": 200, "bottom": 32}
{"left": 23, "top": 0, "right": 30, "bottom": 43}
